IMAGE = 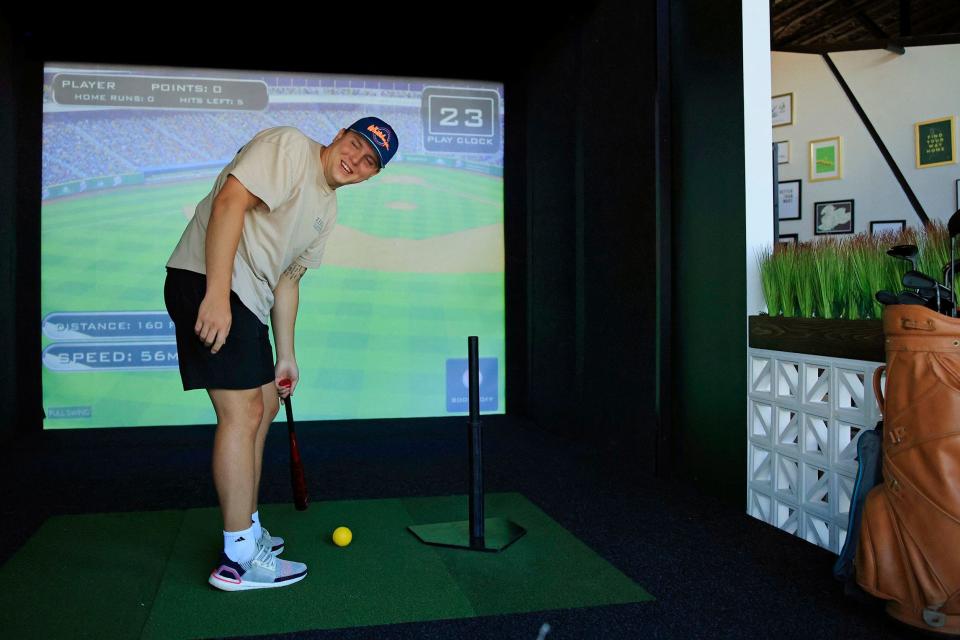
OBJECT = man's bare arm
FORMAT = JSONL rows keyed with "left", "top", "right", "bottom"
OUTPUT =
{"left": 282, "top": 262, "right": 307, "bottom": 284}
{"left": 204, "top": 175, "right": 265, "bottom": 298}
{"left": 195, "top": 174, "right": 264, "bottom": 352}
{"left": 271, "top": 264, "right": 306, "bottom": 361}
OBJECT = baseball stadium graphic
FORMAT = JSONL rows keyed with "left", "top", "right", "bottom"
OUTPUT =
{"left": 41, "top": 63, "right": 504, "bottom": 428}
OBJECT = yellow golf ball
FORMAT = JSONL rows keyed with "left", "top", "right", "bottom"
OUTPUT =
{"left": 332, "top": 526, "right": 352, "bottom": 547}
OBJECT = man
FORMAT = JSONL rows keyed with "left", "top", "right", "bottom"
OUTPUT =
{"left": 163, "top": 117, "right": 398, "bottom": 591}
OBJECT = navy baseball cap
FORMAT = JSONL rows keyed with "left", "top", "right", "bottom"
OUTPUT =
{"left": 347, "top": 117, "right": 399, "bottom": 168}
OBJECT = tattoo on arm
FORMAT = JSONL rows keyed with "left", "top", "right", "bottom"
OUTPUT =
{"left": 282, "top": 263, "right": 307, "bottom": 283}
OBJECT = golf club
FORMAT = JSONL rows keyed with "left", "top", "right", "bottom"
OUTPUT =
{"left": 949, "top": 210, "right": 960, "bottom": 317}
{"left": 897, "top": 291, "right": 930, "bottom": 306}
{"left": 887, "top": 244, "right": 920, "bottom": 271}
{"left": 902, "top": 270, "right": 949, "bottom": 314}
{"left": 875, "top": 290, "right": 900, "bottom": 306}
{"left": 942, "top": 258, "right": 960, "bottom": 285}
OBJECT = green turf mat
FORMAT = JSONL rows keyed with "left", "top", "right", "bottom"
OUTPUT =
{"left": 400, "top": 493, "right": 653, "bottom": 615}
{"left": 0, "top": 510, "right": 184, "bottom": 639}
{"left": 141, "top": 497, "right": 473, "bottom": 638}
{"left": 0, "top": 494, "right": 652, "bottom": 639}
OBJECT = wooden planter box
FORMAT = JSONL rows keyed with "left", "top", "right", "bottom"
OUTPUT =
{"left": 748, "top": 315, "right": 885, "bottom": 363}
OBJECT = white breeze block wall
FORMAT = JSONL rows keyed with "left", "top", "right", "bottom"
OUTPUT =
{"left": 747, "top": 348, "right": 884, "bottom": 553}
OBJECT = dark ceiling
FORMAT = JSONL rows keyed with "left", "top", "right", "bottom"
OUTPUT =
{"left": 0, "top": 9, "right": 596, "bottom": 81}
{"left": 771, "top": 0, "right": 960, "bottom": 53}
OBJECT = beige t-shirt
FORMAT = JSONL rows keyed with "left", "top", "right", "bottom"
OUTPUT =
{"left": 166, "top": 126, "right": 338, "bottom": 324}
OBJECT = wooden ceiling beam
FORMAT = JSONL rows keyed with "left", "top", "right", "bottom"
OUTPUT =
{"left": 773, "top": 31, "right": 960, "bottom": 53}
{"left": 845, "top": 0, "right": 906, "bottom": 53}
{"left": 775, "top": 0, "right": 875, "bottom": 45}
{"left": 773, "top": 0, "right": 830, "bottom": 26}
{"left": 792, "top": 16, "right": 861, "bottom": 45}
{"left": 773, "top": 0, "right": 842, "bottom": 41}
{"left": 771, "top": 0, "right": 960, "bottom": 51}
{"left": 845, "top": 0, "right": 893, "bottom": 41}
{"left": 900, "top": 0, "right": 912, "bottom": 37}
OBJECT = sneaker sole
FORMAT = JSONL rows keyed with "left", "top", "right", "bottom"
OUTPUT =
{"left": 208, "top": 568, "right": 306, "bottom": 591}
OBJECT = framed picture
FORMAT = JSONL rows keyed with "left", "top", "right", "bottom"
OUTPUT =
{"left": 915, "top": 116, "right": 956, "bottom": 169}
{"left": 775, "top": 140, "right": 790, "bottom": 164}
{"left": 778, "top": 233, "right": 798, "bottom": 247}
{"left": 809, "top": 136, "right": 842, "bottom": 181}
{"left": 870, "top": 220, "right": 906, "bottom": 235}
{"left": 814, "top": 200, "right": 854, "bottom": 235}
{"left": 777, "top": 179, "right": 801, "bottom": 220}
{"left": 772, "top": 93, "right": 794, "bottom": 127}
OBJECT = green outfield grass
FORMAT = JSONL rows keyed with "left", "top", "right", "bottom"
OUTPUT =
{"left": 337, "top": 163, "right": 502, "bottom": 238}
{"left": 41, "top": 164, "right": 505, "bottom": 428}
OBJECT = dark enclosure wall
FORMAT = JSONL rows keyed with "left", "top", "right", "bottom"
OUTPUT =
{"left": 2, "top": 4, "right": 751, "bottom": 509}
{"left": 670, "top": 0, "right": 748, "bottom": 503}
{"left": 0, "top": 9, "right": 592, "bottom": 443}
{"left": 0, "top": 19, "right": 18, "bottom": 444}
{"left": 524, "top": 0, "right": 660, "bottom": 469}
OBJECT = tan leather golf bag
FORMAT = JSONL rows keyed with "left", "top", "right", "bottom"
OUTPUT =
{"left": 856, "top": 304, "right": 960, "bottom": 634}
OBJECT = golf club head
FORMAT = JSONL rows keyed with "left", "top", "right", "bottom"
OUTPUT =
{"left": 904, "top": 289, "right": 952, "bottom": 314}
{"left": 875, "top": 290, "right": 899, "bottom": 306}
{"left": 951, "top": 218, "right": 959, "bottom": 317}
{"left": 949, "top": 209, "right": 960, "bottom": 238}
{"left": 897, "top": 291, "right": 929, "bottom": 306}
{"left": 887, "top": 244, "right": 919, "bottom": 270}
{"left": 902, "top": 269, "right": 938, "bottom": 291}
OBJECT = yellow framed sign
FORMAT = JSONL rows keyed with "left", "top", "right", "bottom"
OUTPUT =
{"left": 809, "top": 136, "right": 842, "bottom": 182}
{"left": 915, "top": 116, "right": 956, "bottom": 169}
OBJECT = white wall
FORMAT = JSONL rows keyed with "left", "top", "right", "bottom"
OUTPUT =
{"left": 744, "top": 0, "right": 773, "bottom": 315}
{"left": 773, "top": 45, "right": 960, "bottom": 240}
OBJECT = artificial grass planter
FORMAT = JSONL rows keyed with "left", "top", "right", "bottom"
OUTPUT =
{"left": 756, "top": 224, "right": 949, "bottom": 320}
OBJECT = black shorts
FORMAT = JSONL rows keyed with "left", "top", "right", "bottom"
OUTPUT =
{"left": 163, "top": 267, "right": 275, "bottom": 391}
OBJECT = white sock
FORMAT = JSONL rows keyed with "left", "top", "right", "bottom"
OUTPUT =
{"left": 250, "top": 510, "right": 262, "bottom": 540}
{"left": 223, "top": 524, "right": 257, "bottom": 564}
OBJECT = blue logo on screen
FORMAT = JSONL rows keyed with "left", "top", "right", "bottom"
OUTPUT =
{"left": 446, "top": 358, "right": 498, "bottom": 412}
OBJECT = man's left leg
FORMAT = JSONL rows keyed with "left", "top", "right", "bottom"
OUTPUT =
{"left": 250, "top": 379, "right": 282, "bottom": 552}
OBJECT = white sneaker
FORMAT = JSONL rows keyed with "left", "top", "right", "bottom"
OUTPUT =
{"left": 208, "top": 545, "right": 307, "bottom": 591}
{"left": 259, "top": 527, "right": 285, "bottom": 555}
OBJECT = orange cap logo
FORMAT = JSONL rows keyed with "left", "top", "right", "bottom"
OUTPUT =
{"left": 366, "top": 124, "right": 391, "bottom": 150}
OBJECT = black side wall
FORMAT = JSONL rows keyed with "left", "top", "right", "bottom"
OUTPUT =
{"left": 525, "top": 0, "right": 659, "bottom": 468}
{"left": 0, "top": 12, "right": 567, "bottom": 444}
{"left": 670, "top": 0, "right": 747, "bottom": 502}
{"left": 0, "top": 18, "right": 17, "bottom": 444}
{"left": 2, "top": 4, "right": 749, "bottom": 507}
